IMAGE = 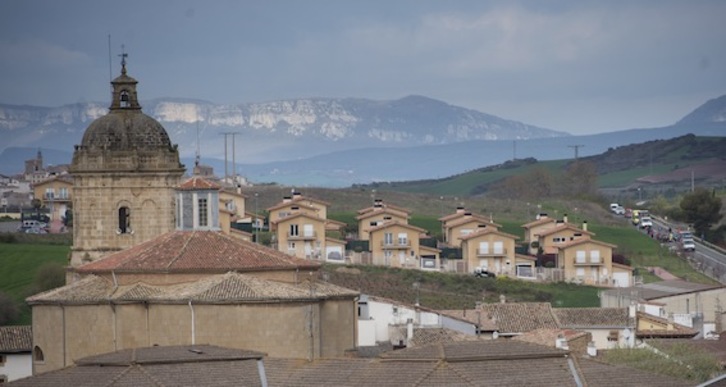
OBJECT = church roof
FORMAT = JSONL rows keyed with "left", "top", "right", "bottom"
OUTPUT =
{"left": 74, "top": 230, "right": 321, "bottom": 274}
{"left": 178, "top": 176, "right": 221, "bottom": 190}
{"left": 27, "top": 272, "right": 358, "bottom": 305}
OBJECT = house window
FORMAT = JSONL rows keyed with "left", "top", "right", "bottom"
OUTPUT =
{"left": 493, "top": 241, "right": 504, "bottom": 254}
{"left": 198, "top": 198, "right": 208, "bottom": 227}
{"left": 576, "top": 250, "right": 586, "bottom": 264}
{"left": 0, "top": 374, "right": 6, "bottom": 383}
{"left": 288, "top": 241, "right": 296, "bottom": 250}
{"left": 34, "top": 346, "right": 44, "bottom": 362}
{"left": 290, "top": 224, "right": 299, "bottom": 236}
{"left": 45, "top": 188, "right": 54, "bottom": 199}
{"left": 118, "top": 206, "right": 130, "bottom": 233}
{"left": 608, "top": 330, "right": 619, "bottom": 342}
{"left": 59, "top": 187, "right": 68, "bottom": 199}
{"left": 553, "top": 237, "right": 565, "bottom": 243}
{"left": 398, "top": 233, "right": 408, "bottom": 246}
{"left": 384, "top": 232, "right": 393, "bottom": 245}
{"left": 370, "top": 221, "right": 378, "bottom": 227}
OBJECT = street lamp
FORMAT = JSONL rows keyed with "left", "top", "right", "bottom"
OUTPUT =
{"left": 637, "top": 187, "right": 642, "bottom": 202}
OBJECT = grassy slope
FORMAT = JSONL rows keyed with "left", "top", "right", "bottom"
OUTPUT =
{"left": 0, "top": 242, "right": 69, "bottom": 324}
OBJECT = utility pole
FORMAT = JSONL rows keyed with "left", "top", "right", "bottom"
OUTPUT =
{"left": 567, "top": 144, "right": 584, "bottom": 160}
{"left": 219, "top": 132, "right": 239, "bottom": 186}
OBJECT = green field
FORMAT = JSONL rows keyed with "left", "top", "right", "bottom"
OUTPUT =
{"left": 0, "top": 242, "right": 69, "bottom": 324}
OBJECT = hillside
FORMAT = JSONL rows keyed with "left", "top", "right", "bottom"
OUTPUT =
{"left": 360, "top": 134, "right": 726, "bottom": 197}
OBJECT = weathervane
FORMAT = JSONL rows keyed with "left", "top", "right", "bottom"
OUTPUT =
{"left": 118, "top": 44, "right": 128, "bottom": 74}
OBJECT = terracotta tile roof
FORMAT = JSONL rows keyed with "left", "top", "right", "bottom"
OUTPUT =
{"left": 267, "top": 194, "right": 329, "bottom": 211}
{"left": 74, "top": 230, "right": 320, "bottom": 274}
{"left": 513, "top": 328, "right": 590, "bottom": 348}
{"left": 178, "top": 176, "right": 221, "bottom": 190}
{"left": 378, "top": 339, "right": 567, "bottom": 361}
{"left": 576, "top": 357, "right": 691, "bottom": 386}
{"left": 408, "top": 328, "right": 483, "bottom": 347}
{"left": 27, "top": 272, "right": 358, "bottom": 305}
{"left": 438, "top": 211, "right": 467, "bottom": 222}
{"left": 355, "top": 207, "right": 410, "bottom": 221}
{"left": 522, "top": 217, "right": 557, "bottom": 228}
{"left": 536, "top": 223, "right": 594, "bottom": 237}
{"left": 270, "top": 211, "right": 323, "bottom": 225}
{"left": 368, "top": 220, "right": 426, "bottom": 234}
{"left": 553, "top": 307, "right": 634, "bottom": 328}
{"left": 267, "top": 200, "right": 318, "bottom": 212}
{"left": 0, "top": 325, "right": 32, "bottom": 353}
{"left": 480, "top": 302, "right": 560, "bottom": 334}
{"left": 438, "top": 309, "right": 499, "bottom": 331}
{"left": 459, "top": 227, "right": 519, "bottom": 241}
{"left": 8, "top": 345, "right": 267, "bottom": 387}
{"left": 11, "top": 341, "right": 689, "bottom": 387}
{"left": 357, "top": 202, "right": 411, "bottom": 215}
{"left": 445, "top": 215, "right": 502, "bottom": 229}
{"left": 636, "top": 312, "right": 699, "bottom": 338}
{"left": 556, "top": 237, "right": 616, "bottom": 250}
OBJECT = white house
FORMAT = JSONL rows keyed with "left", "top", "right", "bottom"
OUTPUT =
{"left": 0, "top": 326, "right": 32, "bottom": 383}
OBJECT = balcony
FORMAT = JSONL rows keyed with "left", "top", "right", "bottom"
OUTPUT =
{"left": 381, "top": 240, "right": 410, "bottom": 249}
{"left": 477, "top": 248, "right": 507, "bottom": 257}
{"left": 287, "top": 231, "right": 317, "bottom": 241}
{"left": 574, "top": 256, "right": 603, "bottom": 265}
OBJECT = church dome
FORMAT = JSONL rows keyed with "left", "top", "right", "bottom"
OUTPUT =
{"left": 78, "top": 58, "right": 173, "bottom": 151}
{"left": 81, "top": 111, "right": 173, "bottom": 151}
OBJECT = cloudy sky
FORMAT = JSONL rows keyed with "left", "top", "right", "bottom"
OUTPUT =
{"left": 1, "top": 0, "right": 725, "bottom": 135}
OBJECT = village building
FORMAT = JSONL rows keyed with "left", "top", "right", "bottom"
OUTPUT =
{"left": 460, "top": 227, "right": 535, "bottom": 278}
{"left": 0, "top": 326, "right": 32, "bottom": 383}
{"left": 356, "top": 199, "right": 411, "bottom": 240}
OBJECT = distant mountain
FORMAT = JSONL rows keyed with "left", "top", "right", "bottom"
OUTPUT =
{"left": 0, "top": 95, "right": 567, "bottom": 164}
{"left": 1, "top": 94, "right": 725, "bottom": 187}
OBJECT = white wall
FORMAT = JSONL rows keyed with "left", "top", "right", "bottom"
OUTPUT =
{"left": 0, "top": 353, "right": 32, "bottom": 382}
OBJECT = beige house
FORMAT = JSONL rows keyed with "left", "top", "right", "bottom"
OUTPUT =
{"left": 460, "top": 228, "right": 533, "bottom": 277}
{"left": 268, "top": 192, "right": 343, "bottom": 260}
{"left": 356, "top": 199, "right": 410, "bottom": 240}
{"left": 533, "top": 222, "right": 594, "bottom": 255}
{"left": 31, "top": 175, "right": 73, "bottom": 225}
{"left": 636, "top": 312, "right": 698, "bottom": 339}
{"left": 556, "top": 238, "right": 633, "bottom": 287}
{"left": 439, "top": 208, "right": 501, "bottom": 247}
{"left": 444, "top": 213, "right": 501, "bottom": 248}
{"left": 368, "top": 221, "right": 440, "bottom": 270}
{"left": 521, "top": 215, "right": 558, "bottom": 254}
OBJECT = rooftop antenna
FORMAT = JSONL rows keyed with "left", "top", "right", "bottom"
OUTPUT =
{"left": 195, "top": 118, "right": 201, "bottom": 168}
{"left": 107, "top": 34, "right": 112, "bottom": 94}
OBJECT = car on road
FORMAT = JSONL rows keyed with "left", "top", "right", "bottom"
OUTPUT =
{"left": 640, "top": 217, "right": 653, "bottom": 228}
{"left": 682, "top": 239, "right": 696, "bottom": 252}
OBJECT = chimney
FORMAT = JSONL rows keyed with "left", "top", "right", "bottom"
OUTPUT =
{"left": 374, "top": 199, "right": 382, "bottom": 208}
{"left": 582, "top": 220, "right": 588, "bottom": 232}
{"left": 282, "top": 196, "right": 291, "bottom": 203}
{"left": 563, "top": 213, "right": 568, "bottom": 224}
{"left": 555, "top": 335, "right": 569, "bottom": 350}
{"left": 628, "top": 303, "right": 636, "bottom": 319}
{"left": 292, "top": 191, "right": 302, "bottom": 200}
{"left": 456, "top": 206, "right": 465, "bottom": 214}
{"left": 587, "top": 341, "right": 597, "bottom": 357}
{"left": 499, "top": 294, "right": 506, "bottom": 304}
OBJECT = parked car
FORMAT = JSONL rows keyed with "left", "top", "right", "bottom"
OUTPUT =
{"left": 612, "top": 206, "right": 625, "bottom": 215}
{"left": 474, "top": 267, "right": 496, "bottom": 278}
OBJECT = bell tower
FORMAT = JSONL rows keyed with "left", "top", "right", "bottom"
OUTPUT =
{"left": 69, "top": 55, "right": 185, "bottom": 267}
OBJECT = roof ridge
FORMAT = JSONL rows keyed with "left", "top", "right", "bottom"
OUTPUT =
{"left": 165, "top": 231, "right": 194, "bottom": 270}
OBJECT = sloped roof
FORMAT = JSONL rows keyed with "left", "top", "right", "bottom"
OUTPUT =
{"left": 355, "top": 207, "right": 410, "bottom": 221}
{"left": 368, "top": 220, "right": 426, "bottom": 234}
{"left": 0, "top": 325, "right": 32, "bottom": 353}
{"left": 74, "top": 230, "right": 320, "bottom": 274}
{"left": 27, "top": 272, "right": 358, "bottom": 305}
{"left": 438, "top": 309, "right": 499, "bottom": 331}
{"left": 536, "top": 223, "right": 594, "bottom": 237}
{"left": 10, "top": 341, "right": 693, "bottom": 387}
{"left": 357, "top": 202, "right": 411, "bottom": 215}
{"left": 267, "top": 194, "right": 329, "bottom": 211}
{"left": 512, "top": 328, "right": 590, "bottom": 348}
{"left": 636, "top": 312, "right": 698, "bottom": 338}
{"left": 407, "top": 328, "right": 483, "bottom": 347}
{"left": 600, "top": 280, "right": 724, "bottom": 301}
{"left": 178, "top": 176, "right": 221, "bottom": 190}
{"left": 556, "top": 237, "right": 616, "bottom": 250}
{"left": 445, "top": 215, "right": 502, "bottom": 229}
{"left": 553, "top": 307, "right": 633, "bottom": 328}
{"left": 459, "top": 227, "right": 519, "bottom": 242}
{"left": 522, "top": 217, "right": 557, "bottom": 228}
{"left": 481, "top": 302, "right": 560, "bottom": 334}
{"left": 270, "top": 212, "right": 324, "bottom": 225}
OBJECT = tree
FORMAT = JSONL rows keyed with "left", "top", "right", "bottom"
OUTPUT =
{"left": 562, "top": 160, "right": 598, "bottom": 198}
{"left": 680, "top": 188, "right": 723, "bottom": 237}
{"left": 0, "top": 292, "right": 19, "bottom": 325}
